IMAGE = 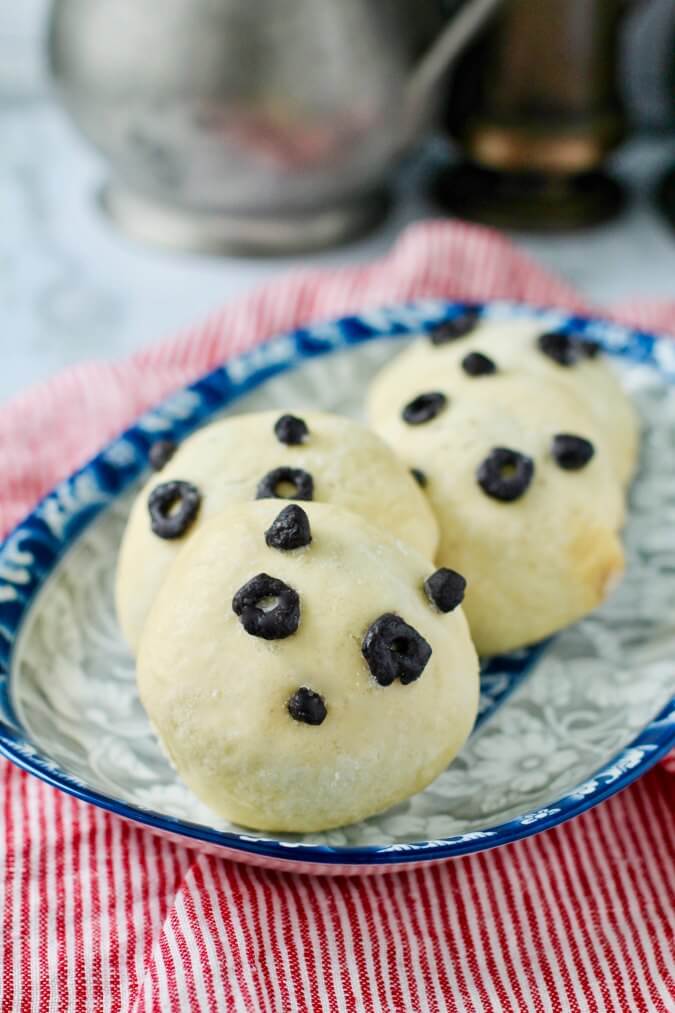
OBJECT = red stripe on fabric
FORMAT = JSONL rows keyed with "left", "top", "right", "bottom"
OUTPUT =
{"left": 203, "top": 315, "right": 226, "bottom": 374}
{"left": 466, "top": 853, "right": 524, "bottom": 1012}
{"left": 447, "top": 859, "right": 500, "bottom": 1013}
{"left": 598, "top": 797, "right": 673, "bottom": 1012}
{"left": 399, "top": 872, "right": 446, "bottom": 1012}
{"left": 35, "top": 784, "right": 52, "bottom": 1012}
{"left": 520, "top": 833, "right": 584, "bottom": 1011}
{"left": 150, "top": 834, "right": 170, "bottom": 934}
{"left": 370, "top": 873, "right": 422, "bottom": 1013}
{"left": 51, "top": 791, "right": 70, "bottom": 1007}
{"left": 1, "top": 765, "right": 16, "bottom": 1012}
{"left": 144, "top": 838, "right": 173, "bottom": 1013}
{"left": 470, "top": 853, "right": 532, "bottom": 1013}
{"left": 250, "top": 869, "right": 293, "bottom": 1012}
{"left": 13, "top": 770, "right": 28, "bottom": 1013}
{"left": 118, "top": 822, "right": 137, "bottom": 1004}
{"left": 618, "top": 785, "right": 675, "bottom": 998}
{"left": 302, "top": 874, "right": 340, "bottom": 1013}
{"left": 423, "top": 863, "right": 476, "bottom": 1013}
{"left": 66, "top": 798, "right": 86, "bottom": 1004}
{"left": 415, "top": 866, "right": 467, "bottom": 1011}
{"left": 274, "top": 870, "right": 319, "bottom": 1011}
{"left": 233, "top": 863, "right": 277, "bottom": 1013}
{"left": 125, "top": 828, "right": 144, "bottom": 1002}
{"left": 169, "top": 900, "right": 203, "bottom": 1013}
{"left": 157, "top": 841, "right": 188, "bottom": 1010}
{"left": 641, "top": 776, "right": 675, "bottom": 997}
{"left": 311, "top": 874, "right": 357, "bottom": 1013}
{"left": 112, "top": 815, "right": 133, "bottom": 1007}
{"left": 297, "top": 875, "right": 347, "bottom": 1013}
{"left": 205, "top": 864, "right": 257, "bottom": 1011}
{"left": 156, "top": 922, "right": 181, "bottom": 1012}
{"left": 61, "top": 790, "right": 78, "bottom": 1006}
{"left": 585, "top": 805, "right": 658, "bottom": 1012}
{"left": 185, "top": 862, "right": 223, "bottom": 1013}
{"left": 428, "top": 863, "right": 477, "bottom": 1013}
{"left": 238, "top": 864, "right": 285, "bottom": 1013}
{"left": 19, "top": 773, "right": 33, "bottom": 1012}
{"left": 556, "top": 818, "right": 625, "bottom": 1013}
{"left": 648, "top": 768, "right": 675, "bottom": 849}
{"left": 283, "top": 874, "right": 327, "bottom": 1013}
{"left": 567, "top": 815, "right": 632, "bottom": 1013}
{"left": 327, "top": 877, "right": 371, "bottom": 1012}
{"left": 129, "top": 831, "right": 169, "bottom": 1013}
{"left": 626, "top": 779, "right": 675, "bottom": 940}
{"left": 293, "top": 274, "right": 314, "bottom": 333}
{"left": 203, "top": 858, "right": 255, "bottom": 1012}
{"left": 466, "top": 856, "right": 525, "bottom": 1013}
{"left": 488, "top": 847, "right": 544, "bottom": 1013}
{"left": 530, "top": 828, "right": 601, "bottom": 1013}
{"left": 600, "top": 786, "right": 668, "bottom": 1008}
{"left": 134, "top": 830, "right": 159, "bottom": 983}
{"left": 350, "top": 879, "right": 392, "bottom": 1013}
{"left": 390, "top": 871, "right": 432, "bottom": 1012}
{"left": 229, "top": 864, "right": 278, "bottom": 1012}
{"left": 360, "top": 876, "right": 406, "bottom": 1013}
{"left": 102, "top": 811, "right": 124, "bottom": 1009}
{"left": 139, "top": 964, "right": 153, "bottom": 1013}
{"left": 78, "top": 804, "right": 97, "bottom": 1004}
{"left": 85, "top": 804, "right": 104, "bottom": 1008}
{"left": 497, "top": 843, "right": 558, "bottom": 1010}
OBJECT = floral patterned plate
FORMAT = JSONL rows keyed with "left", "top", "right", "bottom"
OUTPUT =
{"left": 1, "top": 300, "right": 674, "bottom": 875}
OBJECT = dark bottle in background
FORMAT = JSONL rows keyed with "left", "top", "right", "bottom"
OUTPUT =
{"left": 434, "top": 0, "right": 641, "bottom": 230}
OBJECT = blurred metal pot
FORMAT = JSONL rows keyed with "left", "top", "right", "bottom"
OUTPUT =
{"left": 48, "top": 0, "right": 499, "bottom": 253}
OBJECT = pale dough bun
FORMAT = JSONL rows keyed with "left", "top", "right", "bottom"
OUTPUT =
{"left": 137, "top": 501, "right": 479, "bottom": 832}
{"left": 367, "top": 318, "right": 639, "bottom": 486}
{"left": 116, "top": 410, "right": 438, "bottom": 652}
{"left": 368, "top": 373, "right": 625, "bottom": 656}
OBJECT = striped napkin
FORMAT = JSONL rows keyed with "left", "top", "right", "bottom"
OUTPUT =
{"left": 1, "top": 220, "right": 674, "bottom": 1013}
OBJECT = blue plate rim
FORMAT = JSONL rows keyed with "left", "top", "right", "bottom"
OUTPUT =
{"left": 0, "top": 298, "right": 673, "bottom": 868}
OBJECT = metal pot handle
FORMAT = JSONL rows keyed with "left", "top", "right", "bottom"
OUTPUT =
{"left": 403, "top": 0, "right": 502, "bottom": 144}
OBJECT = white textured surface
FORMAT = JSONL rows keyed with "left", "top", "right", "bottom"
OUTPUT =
{"left": 1, "top": 96, "right": 675, "bottom": 406}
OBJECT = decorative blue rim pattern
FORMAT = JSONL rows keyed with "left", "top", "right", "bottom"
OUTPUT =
{"left": 0, "top": 299, "right": 674, "bottom": 868}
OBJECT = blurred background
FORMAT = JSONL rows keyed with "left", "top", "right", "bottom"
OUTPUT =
{"left": 2, "top": 0, "right": 675, "bottom": 403}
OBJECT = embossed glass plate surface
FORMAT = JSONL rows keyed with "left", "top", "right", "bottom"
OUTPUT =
{"left": 1, "top": 301, "right": 674, "bottom": 874}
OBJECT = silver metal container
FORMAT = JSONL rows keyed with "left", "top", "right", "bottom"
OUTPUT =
{"left": 48, "top": 0, "right": 499, "bottom": 253}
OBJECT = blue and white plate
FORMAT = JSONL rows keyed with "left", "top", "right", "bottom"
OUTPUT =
{"left": 1, "top": 300, "right": 674, "bottom": 875}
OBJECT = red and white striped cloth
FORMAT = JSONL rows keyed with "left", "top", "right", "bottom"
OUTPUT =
{"left": 1, "top": 220, "right": 674, "bottom": 1012}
